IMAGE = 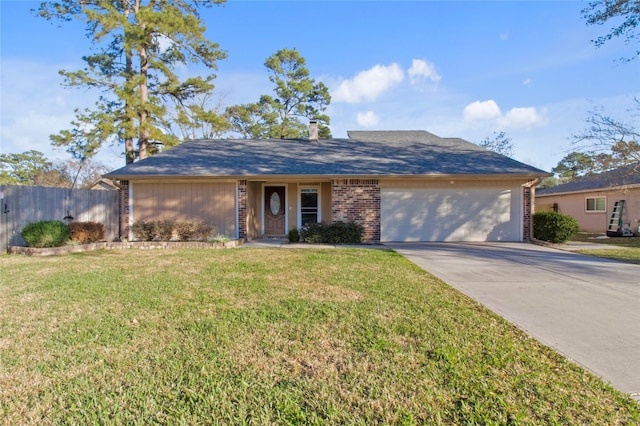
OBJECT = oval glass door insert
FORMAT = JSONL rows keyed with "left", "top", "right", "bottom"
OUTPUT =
{"left": 269, "top": 192, "right": 281, "bottom": 215}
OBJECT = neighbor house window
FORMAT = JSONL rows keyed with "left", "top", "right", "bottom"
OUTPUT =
{"left": 300, "top": 187, "right": 320, "bottom": 225}
{"left": 585, "top": 197, "right": 606, "bottom": 212}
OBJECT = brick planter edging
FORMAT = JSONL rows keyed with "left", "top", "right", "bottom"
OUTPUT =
{"left": 8, "top": 240, "right": 243, "bottom": 257}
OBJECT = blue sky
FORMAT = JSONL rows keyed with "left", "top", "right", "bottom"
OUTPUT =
{"left": 1, "top": 0, "right": 638, "bottom": 172}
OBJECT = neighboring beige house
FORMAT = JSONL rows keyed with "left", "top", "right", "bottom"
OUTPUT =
{"left": 104, "top": 129, "right": 550, "bottom": 243}
{"left": 536, "top": 164, "right": 640, "bottom": 236}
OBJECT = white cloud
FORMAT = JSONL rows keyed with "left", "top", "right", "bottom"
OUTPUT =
{"left": 463, "top": 100, "right": 501, "bottom": 121}
{"left": 408, "top": 59, "right": 441, "bottom": 84}
{"left": 523, "top": 78, "right": 531, "bottom": 86}
{"left": 462, "top": 100, "right": 545, "bottom": 130}
{"left": 332, "top": 63, "right": 404, "bottom": 103}
{"left": 356, "top": 111, "right": 380, "bottom": 128}
{"left": 499, "top": 32, "right": 509, "bottom": 41}
{"left": 498, "top": 107, "right": 546, "bottom": 128}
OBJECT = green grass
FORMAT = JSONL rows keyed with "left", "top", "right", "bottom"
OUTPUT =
{"left": 571, "top": 232, "right": 640, "bottom": 264}
{"left": 1, "top": 248, "right": 638, "bottom": 425}
{"left": 576, "top": 248, "right": 640, "bottom": 264}
{"left": 571, "top": 232, "right": 640, "bottom": 248}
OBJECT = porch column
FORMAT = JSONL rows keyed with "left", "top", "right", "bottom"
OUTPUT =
{"left": 120, "top": 180, "right": 130, "bottom": 241}
{"left": 237, "top": 180, "right": 248, "bottom": 240}
{"left": 523, "top": 186, "right": 533, "bottom": 242}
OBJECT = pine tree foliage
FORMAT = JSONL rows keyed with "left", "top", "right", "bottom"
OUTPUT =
{"left": 582, "top": 0, "right": 640, "bottom": 62}
{"left": 36, "top": 0, "right": 227, "bottom": 164}
{"left": 0, "top": 150, "right": 110, "bottom": 187}
{"left": 552, "top": 151, "right": 600, "bottom": 183}
{"left": 0, "top": 151, "right": 53, "bottom": 185}
{"left": 227, "top": 48, "right": 331, "bottom": 139}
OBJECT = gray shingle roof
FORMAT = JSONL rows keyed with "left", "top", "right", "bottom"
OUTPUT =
{"left": 104, "top": 130, "right": 549, "bottom": 179}
{"left": 537, "top": 163, "right": 640, "bottom": 195}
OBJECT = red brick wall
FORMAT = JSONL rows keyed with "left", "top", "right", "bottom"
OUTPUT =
{"left": 120, "top": 180, "right": 129, "bottom": 240}
{"left": 237, "top": 180, "right": 247, "bottom": 240}
{"left": 523, "top": 186, "right": 532, "bottom": 241}
{"left": 331, "top": 179, "right": 381, "bottom": 242}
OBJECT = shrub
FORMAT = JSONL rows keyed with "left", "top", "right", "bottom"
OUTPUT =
{"left": 174, "top": 222, "right": 194, "bottom": 241}
{"left": 21, "top": 220, "right": 70, "bottom": 248}
{"left": 299, "top": 221, "right": 364, "bottom": 244}
{"left": 133, "top": 220, "right": 214, "bottom": 241}
{"left": 132, "top": 220, "right": 155, "bottom": 241}
{"left": 68, "top": 222, "right": 105, "bottom": 243}
{"left": 155, "top": 220, "right": 175, "bottom": 241}
{"left": 300, "top": 222, "right": 325, "bottom": 243}
{"left": 533, "top": 211, "right": 580, "bottom": 243}
{"left": 287, "top": 227, "right": 300, "bottom": 243}
{"left": 323, "top": 221, "right": 364, "bottom": 244}
{"left": 175, "top": 221, "right": 214, "bottom": 241}
{"left": 193, "top": 222, "right": 214, "bottom": 241}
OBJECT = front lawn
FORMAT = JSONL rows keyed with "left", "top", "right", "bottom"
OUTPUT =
{"left": 571, "top": 232, "right": 640, "bottom": 264}
{"left": 1, "top": 248, "right": 638, "bottom": 424}
{"left": 571, "top": 232, "right": 640, "bottom": 248}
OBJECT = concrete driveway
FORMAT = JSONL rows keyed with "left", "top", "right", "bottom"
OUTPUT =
{"left": 385, "top": 242, "right": 640, "bottom": 401}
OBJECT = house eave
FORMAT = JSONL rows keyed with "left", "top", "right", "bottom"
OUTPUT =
{"left": 536, "top": 183, "right": 640, "bottom": 198}
{"left": 105, "top": 172, "right": 550, "bottom": 182}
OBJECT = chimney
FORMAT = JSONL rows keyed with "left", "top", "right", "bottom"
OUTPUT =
{"left": 308, "top": 120, "right": 319, "bottom": 142}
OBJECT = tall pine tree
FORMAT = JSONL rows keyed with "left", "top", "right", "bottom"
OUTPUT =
{"left": 37, "top": 1, "right": 227, "bottom": 163}
{"left": 227, "top": 48, "right": 331, "bottom": 139}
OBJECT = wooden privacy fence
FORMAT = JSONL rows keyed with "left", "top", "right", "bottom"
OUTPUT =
{"left": 0, "top": 185, "right": 120, "bottom": 252}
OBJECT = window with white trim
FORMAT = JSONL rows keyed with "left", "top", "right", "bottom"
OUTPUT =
{"left": 585, "top": 197, "right": 606, "bottom": 212}
{"left": 300, "top": 187, "right": 320, "bottom": 225}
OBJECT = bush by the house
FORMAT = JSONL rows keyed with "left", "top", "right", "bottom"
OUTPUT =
{"left": 132, "top": 220, "right": 215, "bottom": 241}
{"left": 287, "top": 227, "right": 300, "bottom": 243}
{"left": 300, "top": 222, "right": 325, "bottom": 243}
{"left": 174, "top": 221, "right": 214, "bottom": 241}
{"left": 155, "top": 220, "right": 175, "bottom": 241}
{"left": 533, "top": 211, "right": 580, "bottom": 243}
{"left": 68, "top": 221, "right": 105, "bottom": 244}
{"left": 300, "top": 221, "right": 364, "bottom": 244}
{"left": 193, "top": 222, "right": 215, "bottom": 241}
{"left": 323, "top": 221, "right": 364, "bottom": 244}
{"left": 21, "top": 220, "right": 70, "bottom": 248}
{"left": 132, "top": 220, "right": 155, "bottom": 241}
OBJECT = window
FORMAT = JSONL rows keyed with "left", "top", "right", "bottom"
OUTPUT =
{"left": 586, "top": 197, "right": 606, "bottom": 212}
{"left": 300, "top": 188, "right": 319, "bottom": 225}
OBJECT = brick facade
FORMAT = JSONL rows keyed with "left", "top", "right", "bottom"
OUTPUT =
{"left": 331, "top": 179, "right": 381, "bottom": 242}
{"left": 523, "top": 186, "right": 532, "bottom": 241}
{"left": 237, "top": 180, "right": 248, "bottom": 240}
{"left": 120, "top": 180, "right": 129, "bottom": 240}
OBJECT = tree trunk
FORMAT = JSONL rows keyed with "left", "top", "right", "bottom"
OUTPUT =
{"left": 125, "top": 41, "right": 134, "bottom": 164}
{"left": 136, "top": 0, "right": 150, "bottom": 161}
{"left": 138, "top": 46, "right": 149, "bottom": 161}
{"left": 125, "top": 6, "right": 135, "bottom": 165}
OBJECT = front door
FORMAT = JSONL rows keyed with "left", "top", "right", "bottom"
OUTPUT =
{"left": 264, "top": 186, "right": 286, "bottom": 235}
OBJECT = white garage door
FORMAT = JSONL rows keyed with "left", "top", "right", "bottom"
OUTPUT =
{"left": 381, "top": 187, "right": 522, "bottom": 242}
